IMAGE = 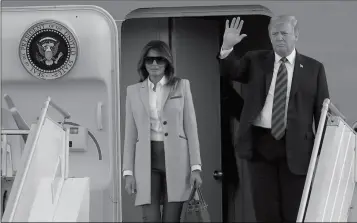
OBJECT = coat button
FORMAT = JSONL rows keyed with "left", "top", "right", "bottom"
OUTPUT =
{"left": 165, "top": 133, "right": 168, "bottom": 136}
{"left": 163, "top": 121, "right": 167, "bottom": 125}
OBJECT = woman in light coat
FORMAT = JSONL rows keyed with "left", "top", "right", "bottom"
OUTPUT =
{"left": 122, "top": 40, "right": 203, "bottom": 222}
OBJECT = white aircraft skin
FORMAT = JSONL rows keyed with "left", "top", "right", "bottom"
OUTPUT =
{"left": 1, "top": 1, "right": 357, "bottom": 222}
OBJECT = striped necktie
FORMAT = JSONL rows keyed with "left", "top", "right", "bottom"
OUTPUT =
{"left": 271, "top": 57, "right": 288, "bottom": 140}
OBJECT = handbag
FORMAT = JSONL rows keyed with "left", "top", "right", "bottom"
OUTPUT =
{"left": 181, "top": 185, "right": 211, "bottom": 222}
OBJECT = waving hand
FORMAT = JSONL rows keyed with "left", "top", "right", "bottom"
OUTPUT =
{"left": 222, "top": 17, "right": 247, "bottom": 50}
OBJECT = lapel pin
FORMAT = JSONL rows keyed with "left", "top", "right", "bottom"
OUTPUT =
{"left": 300, "top": 64, "right": 303, "bottom": 68}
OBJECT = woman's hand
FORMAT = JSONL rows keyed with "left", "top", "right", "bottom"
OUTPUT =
{"left": 125, "top": 175, "right": 136, "bottom": 195}
{"left": 190, "top": 170, "right": 203, "bottom": 188}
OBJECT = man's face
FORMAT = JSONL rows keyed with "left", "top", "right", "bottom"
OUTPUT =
{"left": 269, "top": 21, "right": 298, "bottom": 57}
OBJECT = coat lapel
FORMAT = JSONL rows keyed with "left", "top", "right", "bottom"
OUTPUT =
{"left": 264, "top": 51, "right": 275, "bottom": 96}
{"left": 289, "top": 52, "right": 304, "bottom": 99}
{"left": 139, "top": 78, "right": 173, "bottom": 115}
{"left": 139, "top": 79, "right": 150, "bottom": 116}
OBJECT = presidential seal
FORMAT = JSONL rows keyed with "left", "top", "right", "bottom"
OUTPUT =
{"left": 19, "top": 20, "right": 78, "bottom": 80}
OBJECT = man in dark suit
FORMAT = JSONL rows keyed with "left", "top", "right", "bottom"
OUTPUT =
{"left": 218, "top": 15, "right": 330, "bottom": 222}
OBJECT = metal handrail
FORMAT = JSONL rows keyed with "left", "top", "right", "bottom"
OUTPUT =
{"left": 48, "top": 98, "right": 71, "bottom": 120}
{"left": 1, "top": 130, "right": 31, "bottom": 135}
{"left": 297, "top": 98, "right": 348, "bottom": 222}
{"left": 352, "top": 121, "right": 357, "bottom": 131}
{"left": 328, "top": 101, "right": 346, "bottom": 121}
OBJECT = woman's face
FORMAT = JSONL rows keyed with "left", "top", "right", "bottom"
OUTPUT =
{"left": 144, "top": 49, "right": 167, "bottom": 77}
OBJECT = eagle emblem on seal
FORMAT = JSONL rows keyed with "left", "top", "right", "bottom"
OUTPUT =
{"left": 35, "top": 37, "right": 64, "bottom": 66}
{"left": 19, "top": 20, "right": 78, "bottom": 80}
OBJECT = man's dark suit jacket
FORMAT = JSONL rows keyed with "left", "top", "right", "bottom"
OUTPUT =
{"left": 219, "top": 50, "right": 330, "bottom": 175}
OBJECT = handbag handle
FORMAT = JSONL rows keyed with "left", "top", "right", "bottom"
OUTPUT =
{"left": 188, "top": 183, "right": 207, "bottom": 207}
{"left": 197, "top": 187, "right": 207, "bottom": 206}
{"left": 188, "top": 184, "right": 198, "bottom": 201}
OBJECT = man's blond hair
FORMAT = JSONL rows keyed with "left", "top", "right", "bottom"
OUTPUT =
{"left": 268, "top": 15, "right": 299, "bottom": 35}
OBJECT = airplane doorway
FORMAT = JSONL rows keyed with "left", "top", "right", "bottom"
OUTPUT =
{"left": 120, "top": 14, "right": 271, "bottom": 222}
{"left": 216, "top": 15, "right": 272, "bottom": 222}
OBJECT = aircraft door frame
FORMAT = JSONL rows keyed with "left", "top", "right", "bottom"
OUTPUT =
{"left": 117, "top": 4, "right": 273, "bottom": 222}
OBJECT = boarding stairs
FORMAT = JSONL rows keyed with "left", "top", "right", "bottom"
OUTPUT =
{"left": 1, "top": 96, "right": 89, "bottom": 222}
{"left": 297, "top": 98, "right": 357, "bottom": 222}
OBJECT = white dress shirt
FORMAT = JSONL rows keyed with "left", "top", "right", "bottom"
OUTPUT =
{"left": 220, "top": 47, "right": 296, "bottom": 128}
{"left": 123, "top": 76, "right": 201, "bottom": 177}
{"left": 148, "top": 76, "right": 167, "bottom": 141}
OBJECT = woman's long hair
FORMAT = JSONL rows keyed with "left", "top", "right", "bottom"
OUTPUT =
{"left": 137, "top": 40, "right": 180, "bottom": 86}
